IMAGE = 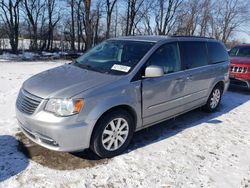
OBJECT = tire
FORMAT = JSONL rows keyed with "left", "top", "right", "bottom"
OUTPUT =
{"left": 204, "top": 85, "right": 222, "bottom": 112}
{"left": 90, "top": 109, "right": 135, "bottom": 158}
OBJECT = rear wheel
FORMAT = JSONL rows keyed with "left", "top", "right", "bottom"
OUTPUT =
{"left": 204, "top": 85, "right": 222, "bottom": 112}
{"left": 90, "top": 109, "right": 135, "bottom": 158}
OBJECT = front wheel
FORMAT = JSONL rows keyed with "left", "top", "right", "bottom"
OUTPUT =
{"left": 90, "top": 109, "right": 135, "bottom": 158}
{"left": 204, "top": 85, "right": 222, "bottom": 112}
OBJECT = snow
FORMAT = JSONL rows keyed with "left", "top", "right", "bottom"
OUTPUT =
{"left": 0, "top": 60, "right": 250, "bottom": 187}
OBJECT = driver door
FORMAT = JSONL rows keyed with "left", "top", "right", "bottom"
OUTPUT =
{"left": 142, "top": 43, "right": 187, "bottom": 126}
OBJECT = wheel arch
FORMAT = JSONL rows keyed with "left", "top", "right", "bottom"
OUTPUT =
{"left": 214, "top": 80, "right": 225, "bottom": 91}
{"left": 89, "top": 104, "right": 137, "bottom": 145}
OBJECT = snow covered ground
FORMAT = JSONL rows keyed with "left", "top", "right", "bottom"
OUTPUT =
{"left": 0, "top": 60, "right": 250, "bottom": 188}
{"left": 0, "top": 51, "right": 83, "bottom": 62}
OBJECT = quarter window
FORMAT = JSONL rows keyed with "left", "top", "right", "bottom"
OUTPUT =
{"left": 207, "top": 42, "right": 229, "bottom": 63}
{"left": 147, "top": 43, "right": 181, "bottom": 74}
{"left": 179, "top": 42, "right": 208, "bottom": 69}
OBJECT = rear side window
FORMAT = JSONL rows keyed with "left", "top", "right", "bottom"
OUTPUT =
{"left": 207, "top": 42, "right": 229, "bottom": 63}
{"left": 179, "top": 42, "right": 208, "bottom": 69}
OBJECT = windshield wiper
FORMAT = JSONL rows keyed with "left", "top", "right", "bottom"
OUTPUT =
{"left": 73, "top": 60, "right": 111, "bottom": 74}
{"left": 74, "top": 60, "right": 94, "bottom": 70}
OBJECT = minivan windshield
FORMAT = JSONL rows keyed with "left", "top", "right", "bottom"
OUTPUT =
{"left": 74, "top": 40, "right": 155, "bottom": 75}
{"left": 229, "top": 46, "right": 250, "bottom": 57}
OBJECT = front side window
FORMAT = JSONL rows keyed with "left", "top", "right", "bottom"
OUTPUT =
{"left": 147, "top": 43, "right": 181, "bottom": 74}
{"left": 179, "top": 42, "right": 208, "bottom": 69}
{"left": 74, "top": 40, "right": 155, "bottom": 75}
{"left": 229, "top": 46, "right": 250, "bottom": 57}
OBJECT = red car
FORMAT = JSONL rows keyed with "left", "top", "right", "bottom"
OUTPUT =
{"left": 229, "top": 44, "right": 250, "bottom": 89}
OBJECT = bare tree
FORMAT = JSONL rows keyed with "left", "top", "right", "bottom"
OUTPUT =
{"left": 129, "top": 0, "right": 153, "bottom": 35}
{"left": 199, "top": 0, "right": 211, "bottom": 36}
{"left": 0, "top": 0, "right": 21, "bottom": 53}
{"left": 105, "top": 0, "right": 118, "bottom": 38}
{"left": 75, "top": 0, "right": 83, "bottom": 51}
{"left": 69, "top": 0, "right": 75, "bottom": 51}
{"left": 83, "top": 0, "right": 92, "bottom": 50}
{"left": 174, "top": 0, "right": 206, "bottom": 36}
{"left": 46, "top": 0, "right": 60, "bottom": 50}
{"left": 74, "top": 0, "right": 99, "bottom": 51}
{"left": 210, "top": 0, "right": 249, "bottom": 43}
{"left": 125, "top": 0, "right": 145, "bottom": 36}
{"left": 183, "top": 0, "right": 200, "bottom": 35}
{"left": 23, "top": 0, "right": 45, "bottom": 51}
{"left": 155, "top": 0, "right": 183, "bottom": 35}
{"left": 0, "top": 0, "right": 249, "bottom": 53}
{"left": 93, "top": 1, "right": 103, "bottom": 44}
{"left": 142, "top": 4, "right": 154, "bottom": 35}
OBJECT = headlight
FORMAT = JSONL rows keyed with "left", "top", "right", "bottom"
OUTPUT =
{"left": 45, "top": 98, "right": 84, "bottom": 116}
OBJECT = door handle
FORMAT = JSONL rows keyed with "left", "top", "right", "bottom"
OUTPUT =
{"left": 186, "top": 75, "right": 193, "bottom": 80}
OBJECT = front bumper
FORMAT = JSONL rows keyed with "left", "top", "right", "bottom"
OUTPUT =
{"left": 16, "top": 108, "right": 94, "bottom": 152}
{"left": 230, "top": 77, "right": 250, "bottom": 89}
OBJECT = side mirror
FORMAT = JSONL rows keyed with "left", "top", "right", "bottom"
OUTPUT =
{"left": 144, "top": 65, "right": 164, "bottom": 78}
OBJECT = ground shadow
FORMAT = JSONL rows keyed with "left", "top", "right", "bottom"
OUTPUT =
{"left": 16, "top": 133, "right": 108, "bottom": 171}
{"left": 16, "top": 89, "right": 250, "bottom": 170}
{"left": 228, "top": 85, "right": 250, "bottom": 94}
{"left": 128, "top": 89, "right": 250, "bottom": 152}
{"left": 0, "top": 135, "right": 29, "bottom": 182}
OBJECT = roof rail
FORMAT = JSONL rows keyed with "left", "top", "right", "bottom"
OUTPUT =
{"left": 170, "top": 35, "right": 215, "bottom": 40}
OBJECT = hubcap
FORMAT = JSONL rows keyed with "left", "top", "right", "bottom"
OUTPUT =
{"left": 101, "top": 118, "right": 129, "bottom": 151}
{"left": 210, "top": 89, "right": 221, "bottom": 109}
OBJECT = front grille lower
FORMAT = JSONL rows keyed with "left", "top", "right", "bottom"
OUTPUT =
{"left": 16, "top": 89, "right": 43, "bottom": 115}
{"left": 20, "top": 124, "right": 59, "bottom": 147}
{"left": 230, "top": 66, "right": 248, "bottom": 73}
{"left": 230, "top": 78, "right": 249, "bottom": 88}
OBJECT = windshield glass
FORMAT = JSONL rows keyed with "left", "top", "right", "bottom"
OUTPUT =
{"left": 229, "top": 46, "right": 250, "bottom": 57}
{"left": 74, "top": 40, "right": 155, "bottom": 75}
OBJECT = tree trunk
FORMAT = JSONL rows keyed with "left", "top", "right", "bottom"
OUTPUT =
{"left": 84, "top": 0, "right": 92, "bottom": 50}
{"left": 70, "top": 0, "right": 75, "bottom": 51}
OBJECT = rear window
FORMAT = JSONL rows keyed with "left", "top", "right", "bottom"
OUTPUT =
{"left": 207, "top": 42, "right": 229, "bottom": 63}
{"left": 179, "top": 42, "right": 208, "bottom": 69}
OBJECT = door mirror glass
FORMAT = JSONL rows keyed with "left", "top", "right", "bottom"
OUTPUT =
{"left": 144, "top": 65, "right": 164, "bottom": 78}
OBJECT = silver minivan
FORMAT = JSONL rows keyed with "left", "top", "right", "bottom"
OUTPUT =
{"left": 16, "top": 36, "right": 230, "bottom": 158}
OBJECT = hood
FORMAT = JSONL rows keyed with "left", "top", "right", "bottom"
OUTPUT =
{"left": 230, "top": 57, "right": 250, "bottom": 65}
{"left": 23, "top": 64, "right": 119, "bottom": 98}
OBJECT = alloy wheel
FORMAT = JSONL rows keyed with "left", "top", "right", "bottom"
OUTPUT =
{"left": 210, "top": 88, "right": 221, "bottom": 109}
{"left": 101, "top": 118, "right": 129, "bottom": 151}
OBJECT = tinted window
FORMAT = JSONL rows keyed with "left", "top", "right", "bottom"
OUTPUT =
{"left": 179, "top": 42, "right": 208, "bottom": 69}
{"left": 229, "top": 46, "right": 250, "bottom": 57}
{"left": 147, "top": 43, "right": 181, "bottom": 74}
{"left": 229, "top": 47, "right": 238, "bottom": 56}
{"left": 207, "top": 42, "right": 229, "bottom": 63}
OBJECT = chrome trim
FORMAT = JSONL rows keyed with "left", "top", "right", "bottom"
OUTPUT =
{"left": 16, "top": 89, "right": 43, "bottom": 115}
{"left": 230, "top": 66, "right": 248, "bottom": 73}
{"left": 20, "top": 123, "right": 59, "bottom": 147}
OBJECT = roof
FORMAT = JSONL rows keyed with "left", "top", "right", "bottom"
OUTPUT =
{"left": 109, "top": 35, "right": 216, "bottom": 43}
{"left": 235, "top": 43, "right": 250, "bottom": 47}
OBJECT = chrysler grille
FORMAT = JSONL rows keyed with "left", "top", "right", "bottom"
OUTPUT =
{"left": 16, "top": 89, "right": 43, "bottom": 115}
